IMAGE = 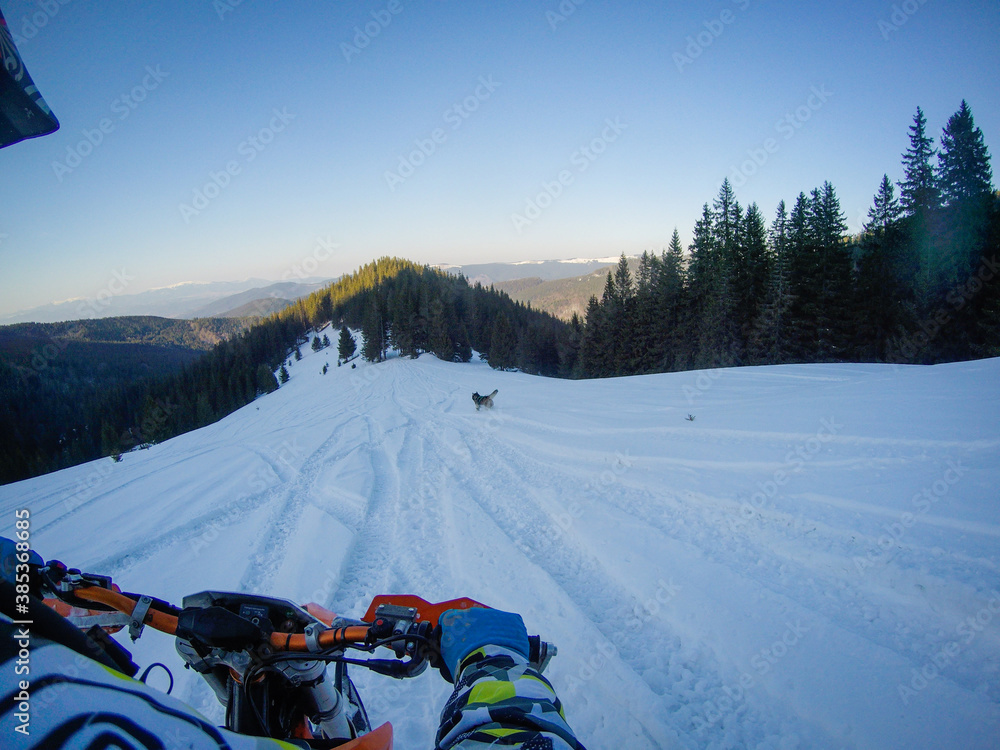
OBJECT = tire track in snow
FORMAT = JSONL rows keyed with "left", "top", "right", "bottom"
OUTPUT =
{"left": 330, "top": 370, "right": 458, "bottom": 611}
{"left": 87, "top": 484, "right": 285, "bottom": 579}
{"left": 237, "top": 413, "right": 381, "bottom": 594}
{"left": 425, "top": 418, "right": 830, "bottom": 749}
{"left": 585, "top": 459, "right": 1000, "bottom": 693}
{"left": 502, "top": 423, "right": 1000, "bottom": 706}
{"left": 327, "top": 411, "right": 405, "bottom": 614}
{"left": 30, "top": 446, "right": 231, "bottom": 536}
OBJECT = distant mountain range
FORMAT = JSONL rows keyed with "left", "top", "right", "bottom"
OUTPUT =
{"left": 435, "top": 257, "right": 626, "bottom": 286}
{"left": 1, "top": 279, "right": 332, "bottom": 324}
{"left": 5, "top": 257, "right": 637, "bottom": 325}
{"left": 437, "top": 257, "right": 638, "bottom": 321}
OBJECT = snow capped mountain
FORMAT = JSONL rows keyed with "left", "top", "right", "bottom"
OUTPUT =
{"left": 1, "top": 278, "right": 333, "bottom": 324}
{"left": 435, "top": 257, "right": 636, "bottom": 285}
{"left": 1, "top": 341, "right": 998, "bottom": 749}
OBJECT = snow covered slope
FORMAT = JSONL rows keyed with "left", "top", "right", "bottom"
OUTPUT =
{"left": 2, "top": 334, "right": 999, "bottom": 749}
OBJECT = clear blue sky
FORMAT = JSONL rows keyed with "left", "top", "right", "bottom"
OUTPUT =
{"left": 1, "top": 0, "right": 997, "bottom": 316}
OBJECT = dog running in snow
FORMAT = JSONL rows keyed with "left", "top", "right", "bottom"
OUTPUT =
{"left": 472, "top": 389, "right": 498, "bottom": 411}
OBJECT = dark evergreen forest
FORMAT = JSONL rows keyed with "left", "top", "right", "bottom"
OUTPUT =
{"left": 578, "top": 101, "right": 998, "bottom": 376}
{"left": 2, "top": 101, "right": 995, "bottom": 485}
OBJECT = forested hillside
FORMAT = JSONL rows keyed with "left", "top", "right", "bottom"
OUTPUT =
{"left": 578, "top": 102, "right": 999, "bottom": 376}
{"left": 0, "top": 317, "right": 253, "bottom": 484}
{"left": 0, "top": 261, "right": 572, "bottom": 484}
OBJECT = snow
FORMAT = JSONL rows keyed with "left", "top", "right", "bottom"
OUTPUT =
{"left": 2, "top": 331, "right": 999, "bottom": 749}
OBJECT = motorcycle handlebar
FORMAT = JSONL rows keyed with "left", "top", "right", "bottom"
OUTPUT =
{"left": 59, "top": 584, "right": 556, "bottom": 675}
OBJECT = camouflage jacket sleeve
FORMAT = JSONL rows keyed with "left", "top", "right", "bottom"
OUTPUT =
{"left": 436, "top": 645, "right": 587, "bottom": 750}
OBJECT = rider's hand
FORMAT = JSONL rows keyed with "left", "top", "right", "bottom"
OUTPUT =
{"left": 437, "top": 606, "right": 530, "bottom": 682}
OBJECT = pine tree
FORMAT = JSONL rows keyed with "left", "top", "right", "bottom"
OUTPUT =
{"left": 750, "top": 200, "right": 795, "bottom": 364}
{"left": 256, "top": 363, "right": 279, "bottom": 394}
{"left": 896, "top": 109, "right": 942, "bottom": 312}
{"left": 610, "top": 254, "right": 636, "bottom": 374}
{"left": 488, "top": 312, "right": 517, "bottom": 371}
{"left": 898, "top": 107, "right": 940, "bottom": 216}
{"left": 654, "top": 229, "right": 686, "bottom": 370}
{"left": 736, "top": 202, "right": 770, "bottom": 350}
{"left": 691, "top": 182, "right": 742, "bottom": 367}
{"left": 935, "top": 101, "right": 995, "bottom": 357}
{"left": 811, "top": 182, "right": 852, "bottom": 360}
{"left": 633, "top": 251, "right": 661, "bottom": 372}
{"left": 865, "top": 174, "right": 903, "bottom": 233}
{"left": 579, "top": 295, "right": 609, "bottom": 377}
{"left": 338, "top": 325, "right": 356, "bottom": 361}
{"left": 311, "top": 336, "right": 322, "bottom": 352}
{"left": 453, "top": 323, "right": 473, "bottom": 363}
{"left": 195, "top": 391, "right": 213, "bottom": 426}
{"left": 278, "top": 365, "right": 289, "bottom": 384}
{"left": 857, "top": 176, "right": 913, "bottom": 361}
{"left": 361, "top": 297, "right": 387, "bottom": 363}
{"left": 713, "top": 179, "right": 740, "bottom": 257}
{"left": 938, "top": 100, "right": 994, "bottom": 207}
{"left": 682, "top": 204, "right": 716, "bottom": 369}
{"left": 388, "top": 287, "right": 418, "bottom": 358}
{"left": 428, "top": 297, "right": 454, "bottom": 362}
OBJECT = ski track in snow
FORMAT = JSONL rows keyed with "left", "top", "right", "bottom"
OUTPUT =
{"left": 2, "top": 343, "right": 999, "bottom": 750}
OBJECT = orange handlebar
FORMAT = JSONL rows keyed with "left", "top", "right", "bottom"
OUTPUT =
{"left": 75, "top": 586, "right": 179, "bottom": 635}
{"left": 73, "top": 585, "right": 372, "bottom": 651}
{"left": 270, "top": 626, "right": 371, "bottom": 652}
